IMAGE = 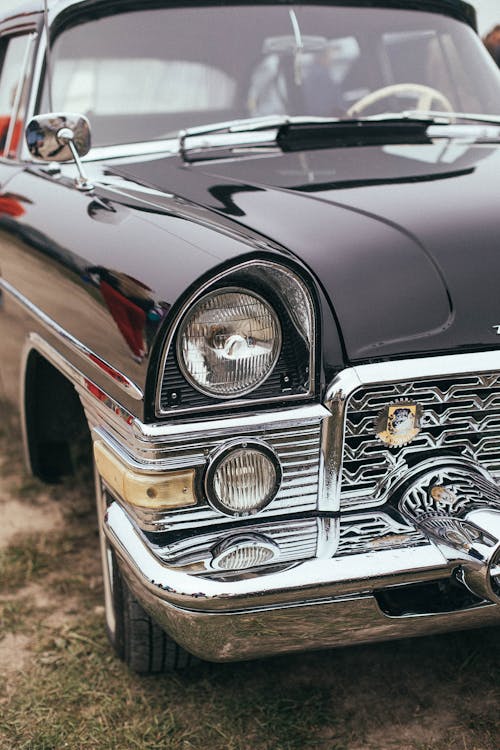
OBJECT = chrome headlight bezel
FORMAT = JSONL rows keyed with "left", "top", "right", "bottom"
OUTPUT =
{"left": 176, "top": 286, "right": 282, "bottom": 399}
{"left": 155, "top": 259, "right": 317, "bottom": 417}
{"left": 204, "top": 439, "right": 282, "bottom": 517}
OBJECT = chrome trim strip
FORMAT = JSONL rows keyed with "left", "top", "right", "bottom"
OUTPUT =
{"left": 83, "top": 140, "right": 178, "bottom": 162}
{"left": 316, "top": 516, "right": 340, "bottom": 558}
{"left": 92, "top": 425, "right": 206, "bottom": 472}
{"left": 327, "top": 350, "right": 500, "bottom": 402}
{"left": 133, "top": 403, "right": 328, "bottom": 441}
{"left": 155, "top": 259, "right": 316, "bottom": 417}
{"left": 1, "top": 279, "right": 143, "bottom": 400}
{"left": 20, "top": 338, "right": 35, "bottom": 474}
{"left": 19, "top": 19, "right": 45, "bottom": 164}
{"left": 321, "top": 369, "right": 362, "bottom": 512}
{"left": 4, "top": 32, "right": 37, "bottom": 159}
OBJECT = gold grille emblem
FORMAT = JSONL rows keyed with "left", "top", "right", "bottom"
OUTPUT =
{"left": 430, "top": 485, "right": 458, "bottom": 505}
{"left": 375, "top": 402, "right": 422, "bottom": 448}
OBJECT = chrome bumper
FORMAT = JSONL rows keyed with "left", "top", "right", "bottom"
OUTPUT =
{"left": 93, "top": 351, "right": 500, "bottom": 661}
{"left": 104, "top": 502, "right": 500, "bottom": 661}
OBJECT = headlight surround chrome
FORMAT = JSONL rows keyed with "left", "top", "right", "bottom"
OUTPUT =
{"left": 156, "top": 259, "right": 317, "bottom": 417}
{"left": 205, "top": 441, "right": 282, "bottom": 516}
{"left": 177, "top": 287, "right": 282, "bottom": 398}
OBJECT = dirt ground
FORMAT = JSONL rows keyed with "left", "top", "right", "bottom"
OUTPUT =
{"left": 0, "top": 438, "right": 499, "bottom": 750}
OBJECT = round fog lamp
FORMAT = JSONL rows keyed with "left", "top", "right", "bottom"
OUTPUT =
{"left": 206, "top": 443, "right": 281, "bottom": 516}
{"left": 212, "top": 535, "right": 279, "bottom": 570}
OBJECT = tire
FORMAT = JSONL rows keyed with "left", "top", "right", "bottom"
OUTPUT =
{"left": 95, "top": 465, "right": 196, "bottom": 673}
{"left": 109, "top": 551, "right": 196, "bottom": 674}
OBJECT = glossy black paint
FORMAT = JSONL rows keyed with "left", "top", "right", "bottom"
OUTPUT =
{"left": 3, "top": 127, "right": 500, "bottom": 424}
{"left": 109, "top": 137, "right": 500, "bottom": 366}
{"left": 45, "top": 0, "right": 477, "bottom": 28}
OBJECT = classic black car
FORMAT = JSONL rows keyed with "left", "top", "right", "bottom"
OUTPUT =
{"left": 1, "top": 0, "right": 500, "bottom": 673}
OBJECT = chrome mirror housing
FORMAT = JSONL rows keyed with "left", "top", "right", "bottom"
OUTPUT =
{"left": 25, "top": 113, "right": 91, "bottom": 162}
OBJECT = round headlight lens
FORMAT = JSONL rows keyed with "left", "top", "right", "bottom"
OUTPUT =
{"left": 206, "top": 444, "right": 281, "bottom": 516}
{"left": 177, "top": 288, "right": 281, "bottom": 397}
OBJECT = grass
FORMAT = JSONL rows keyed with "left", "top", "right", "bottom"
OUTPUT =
{"left": 1, "top": 436, "right": 500, "bottom": 750}
{"left": 0, "top": 534, "right": 64, "bottom": 591}
{"left": 0, "top": 599, "right": 34, "bottom": 634}
{"left": 1, "top": 623, "right": 498, "bottom": 750}
{"left": 1, "top": 646, "right": 337, "bottom": 750}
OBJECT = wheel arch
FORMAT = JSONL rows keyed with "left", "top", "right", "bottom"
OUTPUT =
{"left": 22, "top": 342, "right": 91, "bottom": 482}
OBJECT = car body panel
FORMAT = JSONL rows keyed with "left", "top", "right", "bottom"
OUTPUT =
{"left": 109, "top": 139, "right": 500, "bottom": 363}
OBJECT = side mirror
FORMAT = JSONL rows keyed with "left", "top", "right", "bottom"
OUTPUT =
{"left": 26, "top": 113, "right": 91, "bottom": 162}
{"left": 25, "top": 113, "right": 92, "bottom": 190}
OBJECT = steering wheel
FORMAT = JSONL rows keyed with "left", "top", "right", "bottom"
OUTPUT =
{"left": 346, "top": 83, "right": 454, "bottom": 118}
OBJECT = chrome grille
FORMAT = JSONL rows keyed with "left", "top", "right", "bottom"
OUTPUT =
{"left": 337, "top": 513, "right": 425, "bottom": 555}
{"left": 154, "top": 518, "right": 320, "bottom": 569}
{"left": 341, "top": 372, "right": 500, "bottom": 509}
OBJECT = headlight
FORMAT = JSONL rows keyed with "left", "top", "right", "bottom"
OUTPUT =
{"left": 177, "top": 287, "right": 281, "bottom": 397}
{"left": 205, "top": 442, "right": 281, "bottom": 516}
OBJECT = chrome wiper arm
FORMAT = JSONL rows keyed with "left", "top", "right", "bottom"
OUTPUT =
{"left": 402, "top": 109, "right": 500, "bottom": 125}
{"left": 180, "top": 114, "right": 341, "bottom": 139}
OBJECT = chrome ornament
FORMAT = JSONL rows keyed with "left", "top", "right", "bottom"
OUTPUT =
{"left": 399, "top": 466, "right": 500, "bottom": 605}
{"left": 374, "top": 401, "right": 422, "bottom": 447}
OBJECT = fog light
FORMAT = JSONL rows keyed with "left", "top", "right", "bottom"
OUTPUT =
{"left": 205, "top": 442, "right": 281, "bottom": 516}
{"left": 212, "top": 535, "right": 279, "bottom": 570}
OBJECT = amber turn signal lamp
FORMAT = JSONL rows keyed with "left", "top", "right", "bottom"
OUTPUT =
{"left": 93, "top": 440, "right": 197, "bottom": 510}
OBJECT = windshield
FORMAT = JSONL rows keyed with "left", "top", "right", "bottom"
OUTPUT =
{"left": 42, "top": 4, "right": 500, "bottom": 148}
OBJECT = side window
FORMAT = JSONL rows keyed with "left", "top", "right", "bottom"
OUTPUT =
{"left": 0, "top": 35, "right": 32, "bottom": 159}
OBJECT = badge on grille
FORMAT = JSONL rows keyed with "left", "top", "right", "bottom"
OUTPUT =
{"left": 375, "top": 402, "right": 422, "bottom": 447}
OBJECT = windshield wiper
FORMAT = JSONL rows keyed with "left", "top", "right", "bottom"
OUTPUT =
{"left": 178, "top": 114, "right": 342, "bottom": 158}
{"left": 178, "top": 110, "right": 500, "bottom": 161}
{"left": 178, "top": 114, "right": 432, "bottom": 160}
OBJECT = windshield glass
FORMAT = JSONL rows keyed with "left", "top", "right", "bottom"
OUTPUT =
{"left": 42, "top": 4, "right": 500, "bottom": 148}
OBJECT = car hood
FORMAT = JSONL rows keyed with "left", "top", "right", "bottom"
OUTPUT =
{"left": 108, "top": 139, "right": 500, "bottom": 362}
